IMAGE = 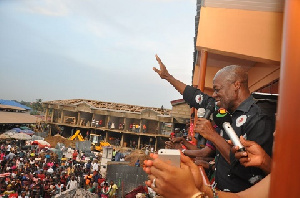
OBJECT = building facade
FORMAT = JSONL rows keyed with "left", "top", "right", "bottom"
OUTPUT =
{"left": 42, "top": 99, "right": 190, "bottom": 150}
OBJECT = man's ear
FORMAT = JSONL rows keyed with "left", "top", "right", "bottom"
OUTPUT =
{"left": 234, "top": 81, "right": 241, "bottom": 91}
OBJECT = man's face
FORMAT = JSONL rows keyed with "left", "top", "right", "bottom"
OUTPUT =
{"left": 212, "top": 74, "right": 237, "bottom": 111}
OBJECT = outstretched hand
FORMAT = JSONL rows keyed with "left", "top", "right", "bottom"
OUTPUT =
{"left": 153, "top": 54, "right": 170, "bottom": 79}
{"left": 231, "top": 136, "right": 272, "bottom": 173}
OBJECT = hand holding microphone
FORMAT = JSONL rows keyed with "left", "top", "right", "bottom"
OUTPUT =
{"left": 213, "top": 108, "right": 245, "bottom": 152}
{"left": 230, "top": 136, "right": 272, "bottom": 173}
{"left": 194, "top": 99, "right": 217, "bottom": 141}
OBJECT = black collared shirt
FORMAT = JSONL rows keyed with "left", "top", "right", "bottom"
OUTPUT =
{"left": 183, "top": 85, "right": 274, "bottom": 192}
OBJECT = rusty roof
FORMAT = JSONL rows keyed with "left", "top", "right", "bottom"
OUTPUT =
{"left": 43, "top": 99, "right": 171, "bottom": 115}
{"left": 0, "top": 112, "right": 42, "bottom": 124}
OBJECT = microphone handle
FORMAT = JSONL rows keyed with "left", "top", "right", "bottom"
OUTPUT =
{"left": 203, "top": 109, "right": 212, "bottom": 119}
{"left": 222, "top": 122, "right": 245, "bottom": 151}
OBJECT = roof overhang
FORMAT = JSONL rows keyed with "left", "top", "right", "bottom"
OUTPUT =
{"left": 0, "top": 112, "right": 41, "bottom": 124}
{"left": 194, "top": 0, "right": 284, "bottom": 94}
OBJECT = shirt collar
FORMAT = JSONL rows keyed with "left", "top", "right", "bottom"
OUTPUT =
{"left": 233, "top": 95, "right": 255, "bottom": 113}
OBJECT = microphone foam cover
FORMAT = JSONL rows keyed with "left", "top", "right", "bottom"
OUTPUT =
{"left": 213, "top": 108, "right": 232, "bottom": 128}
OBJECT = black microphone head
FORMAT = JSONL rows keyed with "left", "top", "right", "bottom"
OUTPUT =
{"left": 206, "top": 99, "right": 215, "bottom": 114}
{"left": 213, "top": 108, "right": 232, "bottom": 128}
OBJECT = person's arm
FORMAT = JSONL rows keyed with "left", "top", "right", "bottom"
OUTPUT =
{"left": 153, "top": 55, "right": 187, "bottom": 95}
{"left": 184, "top": 146, "right": 214, "bottom": 158}
{"left": 174, "top": 137, "right": 198, "bottom": 150}
{"left": 203, "top": 174, "right": 270, "bottom": 198}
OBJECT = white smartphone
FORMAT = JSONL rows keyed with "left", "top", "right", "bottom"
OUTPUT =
{"left": 157, "top": 149, "right": 181, "bottom": 168}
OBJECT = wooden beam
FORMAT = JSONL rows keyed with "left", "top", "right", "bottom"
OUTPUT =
{"left": 269, "top": 1, "right": 300, "bottom": 197}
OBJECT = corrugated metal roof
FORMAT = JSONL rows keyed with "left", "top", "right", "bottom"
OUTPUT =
{"left": 0, "top": 112, "right": 41, "bottom": 124}
{"left": 43, "top": 99, "right": 171, "bottom": 115}
{"left": 0, "top": 104, "right": 26, "bottom": 111}
{"left": 0, "top": 100, "right": 31, "bottom": 110}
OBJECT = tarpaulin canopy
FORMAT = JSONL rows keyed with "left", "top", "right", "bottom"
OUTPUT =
{"left": 31, "top": 140, "right": 50, "bottom": 148}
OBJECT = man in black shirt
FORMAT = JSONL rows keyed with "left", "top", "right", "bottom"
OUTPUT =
{"left": 153, "top": 55, "right": 274, "bottom": 192}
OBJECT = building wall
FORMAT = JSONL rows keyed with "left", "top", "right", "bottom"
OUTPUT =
{"left": 171, "top": 103, "right": 191, "bottom": 119}
{"left": 197, "top": 7, "right": 283, "bottom": 62}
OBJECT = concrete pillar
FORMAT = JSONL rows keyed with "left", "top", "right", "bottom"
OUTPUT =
{"left": 51, "top": 109, "right": 54, "bottom": 123}
{"left": 138, "top": 136, "right": 141, "bottom": 149}
{"left": 105, "top": 131, "right": 109, "bottom": 142}
{"left": 106, "top": 116, "right": 111, "bottom": 128}
{"left": 60, "top": 110, "right": 64, "bottom": 124}
{"left": 139, "top": 120, "right": 143, "bottom": 133}
{"left": 77, "top": 112, "right": 81, "bottom": 126}
{"left": 157, "top": 122, "right": 161, "bottom": 135}
{"left": 120, "top": 133, "right": 124, "bottom": 147}
{"left": 45, "top": 108, "right": 49, "bottom": 122}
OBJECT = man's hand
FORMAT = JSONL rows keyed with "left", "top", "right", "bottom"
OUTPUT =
{"left": 194, "top": 118, "right": 218, "bottom": 141}
{"left": 153, "top": 54, "right": 170, "bottom": 80}
{"left": 165, "top": 141, "right": 182, "bottom": 149}
{"left": 232, "top": 136, "right": 272, "bottom": 174}
{"left": 170, "top": 137, "right": 184, "bottom": 143}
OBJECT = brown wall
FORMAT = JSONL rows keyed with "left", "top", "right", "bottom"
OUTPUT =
{"left": 171, "top": 103, "right": 191, "bottom": 119}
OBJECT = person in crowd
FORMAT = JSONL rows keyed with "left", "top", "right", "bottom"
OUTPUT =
{"left": 153, "top": 55, "right": 274, "bottom": 192}
{"left": 91, "top": 159, "right": 99, "bottom": 173}
{"left": 108, "top": 180, "right": 118, "bottom": 198}
{"left": 101, "top": 182, "right": 110, "bottom": 198}
{"left": 135, "top": 159, "right": 140, "bottom": 167}
{"left": 66, "top": 176, "right": 78, "bottom": 190}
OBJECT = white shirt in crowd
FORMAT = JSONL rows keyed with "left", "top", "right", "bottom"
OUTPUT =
{"left": 67, "top": 179, "right": 78, "bottom": 190}
{"left": 7, "top": 145, "right": 11, "bottom": 152}
{"left": 92, "top": 162, "right": 99, "bottom": 172}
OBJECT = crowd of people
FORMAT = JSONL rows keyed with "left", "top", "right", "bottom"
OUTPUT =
{"left": 143, "top": 55, "right": 276, "bottom": 198}
{"left": 0, "top": 142, "right": 119, "bottom": 198}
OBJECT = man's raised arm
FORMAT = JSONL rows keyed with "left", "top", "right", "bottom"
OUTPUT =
{"left": 153, "top": 54, "right": 187, "bottom": 95}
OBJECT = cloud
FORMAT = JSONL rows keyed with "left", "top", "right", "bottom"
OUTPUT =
{"left": 21, "top": 0, "right": 70, "bottom": 16}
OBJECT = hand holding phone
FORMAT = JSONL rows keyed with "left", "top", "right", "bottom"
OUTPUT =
{"left": 157, "top": 149, "right": 181, "bottom": 168}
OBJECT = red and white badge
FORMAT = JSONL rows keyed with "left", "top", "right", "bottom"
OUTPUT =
{"left": 236, "top": 115, "right": 247, "bottom": 127}
{"left": 195, "top": 94, "right": 203, "bottom": 105}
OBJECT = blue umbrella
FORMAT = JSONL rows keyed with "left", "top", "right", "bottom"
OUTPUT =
{"left": 20, "top": 129, "right": 34, "bottom": 135}
{"left": 12, "top": 128, "right": 21, "bottom": 133}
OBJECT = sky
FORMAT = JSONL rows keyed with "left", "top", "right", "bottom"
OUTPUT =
{"left": 0, "top": 0, "right": 196, "bottom": 109}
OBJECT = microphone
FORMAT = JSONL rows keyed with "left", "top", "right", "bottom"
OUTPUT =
{"left": 202, "top": 99, "right": 215, "bottom": 119}
{"left": 213, "top": 108, "right": 245, "bottom": 151}
{"left": 197, "top": 99, "right": 215, "bottom": 119}
{"left": 195, "top": 99, "right": 216, "bottom": 141}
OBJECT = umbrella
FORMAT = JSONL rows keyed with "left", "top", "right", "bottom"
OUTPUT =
{"left": 20, "top": 129, "right": 34, "bottom": 135}
{"left": 31, "top": 140, "right": 50, "bottom": 148}
{"left": 12, "top": 128, "right": 21, "bottom": 133}
{"left": 20, "top": 126, "right": 29, "bottom": 130}
{"left": 11, "top": 133, "right": 31, "bottom": 140}
{"left": 0, "top": 131, "right": 18, "bottom": 139}
{"left": 0, "top": 133, "right": 11, "bottom": 139}
{"left": 31, "top": 135, "right": 44, "bottom": 141}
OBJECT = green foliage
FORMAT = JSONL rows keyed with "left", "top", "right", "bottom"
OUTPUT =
{"left": 19, "top": 99, "right": 44, "bottom": 115}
